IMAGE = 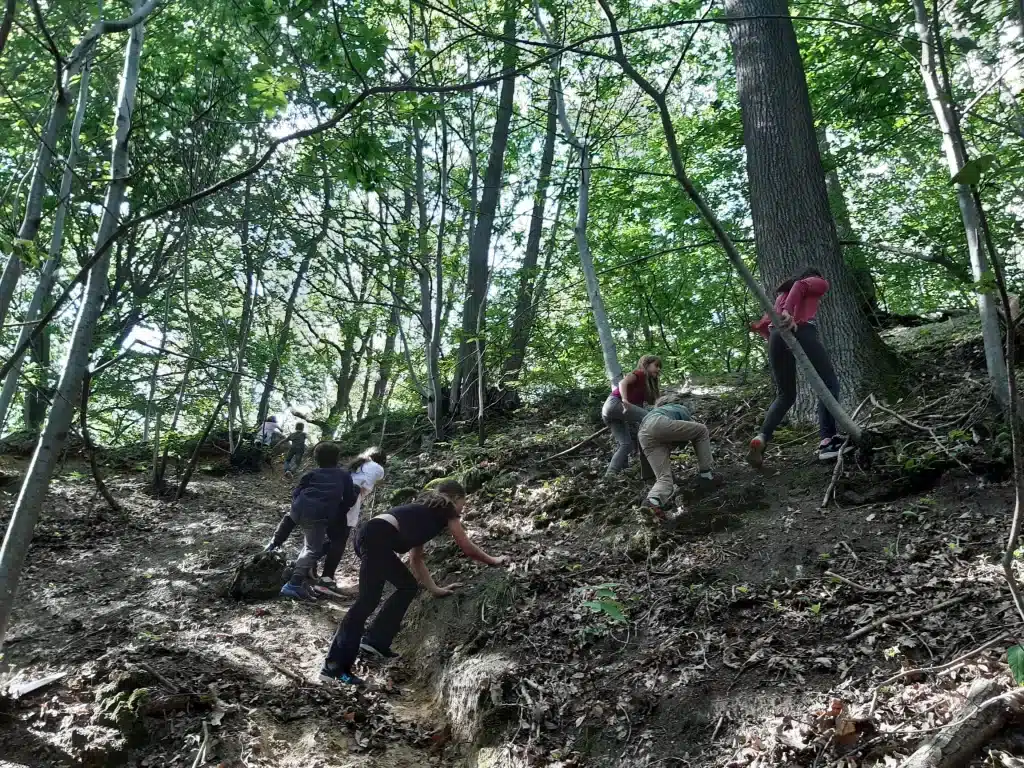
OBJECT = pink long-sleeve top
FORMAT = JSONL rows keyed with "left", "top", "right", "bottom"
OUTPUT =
{"left": 749, "top": 276, "right": 830, "bottom": 340}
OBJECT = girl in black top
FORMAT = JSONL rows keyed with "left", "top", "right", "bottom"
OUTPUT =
{"left": 320, "top": 479, "right": 505, "bottom": 686}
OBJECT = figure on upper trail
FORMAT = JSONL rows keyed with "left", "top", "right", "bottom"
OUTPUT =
{"left": 257, "top": 414, "right": 283, "bottom": 447}
{"left": 319, "top": 480, "right": 505, "bottom": 688}
{"left": 747, "top": 267, "right": 852, "bottom": 467}
{"left": 638, "top": 391, "right": 722, "bottom": 516}
{"left": 602, "top": 355, "right": 662, "bottom": 477}
{"left": 278, "top": 442, "right": 357, "bottom": 602}
{"left": 282, "top": 421, "right": 307, "bottom": 479}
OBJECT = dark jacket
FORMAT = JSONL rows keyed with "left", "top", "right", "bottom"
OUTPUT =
{"left": 291, "top": 467, "right": 357, "bottom": 525}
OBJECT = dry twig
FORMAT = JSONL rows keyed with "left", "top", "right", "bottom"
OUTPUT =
{"left": 844, "top": 595, "right": 968, "bottom": 642}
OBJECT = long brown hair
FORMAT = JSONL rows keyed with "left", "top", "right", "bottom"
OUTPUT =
{"left": 414, "top": 480, "right": 465, "bottom": 519}
{"left": 637, "top": 354, "right": 662, "bottom": 403}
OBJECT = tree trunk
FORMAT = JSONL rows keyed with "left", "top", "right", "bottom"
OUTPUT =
{"left": 22, "top": 323, "right": 49, "bottom": 432}
{"left": 503, "top": 75, "right": 557, "bottom": 384}
{"left": 228, "top": 178, "right": 256, "bottom": 449}
{"left": 0, "top": 60, "right": 92, "bottom": 433}
{"left": 911, "top": 0, "right": 1009, "bottom": 410}
{"left": 725, "top": 0, "right": 892, "bottom": 414}
{"left": 255, "top": 233, "right": 320, "bottom": 427}
{"left": 176, "top": 381, "right": 231, "bottom": 501}
{"left": 371, "top": 271, "right": 404, "bottom": 416}
{"left": 817, "top": 126, "right": 877, "bottom": 317}
{"left": 457, "top": 2, "right": 517, "bottom": 419}
{"left": 597, "top": 0, "right": 862, "bottom": 441}
{"left": 534, "top": 3, "right": 621, "bottom": 384}
{"left": 0, "top": 7, "right": 146, "bottom": 646}
{"left": 0, "top": 0, "right": 15, "bottom": 61}
{"left": 81, "top": 370, "right": 119, "bottom": 512}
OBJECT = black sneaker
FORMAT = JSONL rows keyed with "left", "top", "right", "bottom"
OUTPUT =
{"left": 360, "top": 640, "right": 400, "bottom": 659}
{"left": 818, "top": 436, "right": 853, "bottom": 461}
{"left": 319, "top": 666, "right": 365, "bottom": 687}
{"left": 263, "top": 541, "right": 279, "bottom": 553}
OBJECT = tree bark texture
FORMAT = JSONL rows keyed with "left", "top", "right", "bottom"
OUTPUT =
{"left": 456, "top": 2, "right": 517, "bottom": 419}
{"left": 0, "top": 7, "right": 146, "bottom": 646}
{"left": 725, "top": 0, "right": 892, "bottom": 415}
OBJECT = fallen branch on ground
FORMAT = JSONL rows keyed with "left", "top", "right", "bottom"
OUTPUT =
{"left": 897, "top": 679, "right": 1024, "bottom": 768}
{"left": 824, "top": 570, "right": 886, "bottom": 594}
{"left": 845, "top": 595, "right": 968, "bottom": 642}
{"left": 544, "top": 427, "right": 609, "bottom": 461}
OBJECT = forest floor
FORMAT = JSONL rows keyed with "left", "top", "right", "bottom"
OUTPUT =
{"left": 2, "top": 316, "right": 1024, "bottom": 767}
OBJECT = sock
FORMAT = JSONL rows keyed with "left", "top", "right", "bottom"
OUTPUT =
{"left": 700, "top": 471, "right": 713, "bottom": 480}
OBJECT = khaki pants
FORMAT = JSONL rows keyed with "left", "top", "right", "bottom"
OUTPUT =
{"left": 638, "top": 415, "right": 712, "bottom": 503}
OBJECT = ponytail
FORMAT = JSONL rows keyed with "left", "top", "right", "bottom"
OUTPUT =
{"left": 414, "top": 479, "right": 465, "bottom": 519}
{"left": 349, "top": 446, "right": 387, "bottom": 472}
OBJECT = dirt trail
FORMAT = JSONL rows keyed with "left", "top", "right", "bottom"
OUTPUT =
{"left": 0, "top": 465, "right": 459, "bottom": 768}
{"left": 1, "top": 375, "right": 1022, "bottom": 767}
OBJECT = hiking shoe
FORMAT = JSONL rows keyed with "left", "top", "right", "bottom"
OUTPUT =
{"left": 319, "top": 666, "right": 365, "bottom": 687}
{"left": 818, "top": 436, "right": 854, "bottom": 461}
{"left": 746, "top": 435, "right": 766, "bottom": 468}
{"left": 641, "top": 497, "right": 666, "bottom": 520}
{"left": 280, "top": 582, "right": 316, "bottom": 602}
{"left": 317, "top": 576, "right": 338, "bottom": 589}
{"left": 284, "top": 471, "right": 294, "bottom": 480}
{"left": 263, "top": 540, "right": 279, "bottom": 553}
{"left": 360, "top": 640, "right": 400, "bottom": 660}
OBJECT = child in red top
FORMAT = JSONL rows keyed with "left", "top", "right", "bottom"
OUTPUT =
{"left": 747, "top": 267, "right": 849, "bottom": 466}
{"left": 602, "top": 355, "right": 662, "bottom": 476}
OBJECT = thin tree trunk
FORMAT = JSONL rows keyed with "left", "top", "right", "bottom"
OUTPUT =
{"left": 81, "top": 369, "right": 119, "bottom": 512}
{"left": 910, "top": 0, "right": 1009, "bottom": 409}
{"left": 817, "top": 126, "right": 877, "bottom": 316}
{"left": 255, "top": 233, "right": 320, "bottom": 426}
{"left": 357, "top": 337, "right": 374, "bottom": 422}
{"left": 0, "top": 7, "right": 146, "bottom": 646}
{"left": 457, "top": 2, "right": 517, "bottom": 418}
{"left": 724, "top": 0, "right": 892, "bottom": 417}
{"left": 0, "top": 0, "right": 160, "bottom": 332}
{"left": 596, "top": 0, "right": 863, "bottom": 441}
{"left": 504, "top": 75, "right": 558, "bottom": 384}
{"left": 228, "top": 178, "right": 255, "bottom": 449}
{"left": 0, "top": 0, "right": 15, "bottom": 61}
{"left": 534, "top": 3, "right": 622, "bottom": 384}
{"left": 143, "top": 282, "right": 172, "bottom": 444}
{"left": 175, "top": 381, "right": 231, "bottom": 501}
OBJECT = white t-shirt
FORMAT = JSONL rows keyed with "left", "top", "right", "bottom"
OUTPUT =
{"left": 346, "top": 460, "right": 385, "bottom": 527}
{"left": 257, "top": 421, "right": 282, "bottom": 445}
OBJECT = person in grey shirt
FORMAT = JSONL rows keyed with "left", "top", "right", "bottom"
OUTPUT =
{"left": 283, "top": 422, "right": 308, "bottom": 478}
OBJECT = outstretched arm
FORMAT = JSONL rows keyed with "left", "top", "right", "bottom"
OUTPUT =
{"left": 448, "top": 519, "right": 506, "bottom": 566}
{"left": 409, "top": 546, "right": 453, "bottom": 597}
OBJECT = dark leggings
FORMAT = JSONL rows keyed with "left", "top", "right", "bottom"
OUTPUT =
{"left": 761, "top": 324, "right": 840, "bottom": 442}
{"left": 325, "top": 519, "right": 418, "bottom": 672}
{"left": 272, "top": 514, "right": 350, "bottom": 579}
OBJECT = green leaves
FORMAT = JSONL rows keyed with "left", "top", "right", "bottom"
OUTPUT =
{"left": 250, "top": 73, "right": 299, "bottom": 117}
{"left": 1008, "top": 645, "right": 1024, "bottom": 685}
{"left": 581, "top": 583, "right": 628, "bottom": 624}
{"left": 951, "top": 154, "right": 997, "bottom": 186}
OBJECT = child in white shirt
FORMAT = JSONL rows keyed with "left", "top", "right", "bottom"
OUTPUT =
{"left": 318, "top": 448, "right": 387, "bottom": 588}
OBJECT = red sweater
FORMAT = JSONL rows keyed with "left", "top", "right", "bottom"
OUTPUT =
{"left": 750, "top": 276, "right": 830, "bottom": 339}
{"left": 612, "top": 369, "right": 648, "bottom": 405}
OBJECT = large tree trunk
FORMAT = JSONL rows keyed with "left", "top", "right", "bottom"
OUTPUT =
{"left": 456, "top": 3, "right": 517, "bottom": 419}
{"left": 910, "top": 0, "right": 1009, "bottom": 409}
{"left": 228, "top": 178, "right": 256, "bottom": 449}
{"left": 503, "top": 76, "right": 558, "bottom": 385}
{"left": 0, "top": 7, "right": 146, "bottom": 646}
{"left": 725, "top": 0, "right": 893, "bottom": 413}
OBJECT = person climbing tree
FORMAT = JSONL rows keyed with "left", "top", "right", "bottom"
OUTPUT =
{"left": 319, "top": 480, "right": 505, "bottom": 687}
{"left": 278, "top": 442, "right": 357, "bottom": 602}
{"left": 282, "top": 422, "right": 307, "bottom": 479}
{"left": 638, "top": 391, "right": 721, "bottom": 516}
{"left": 747, "top": 267, "right": 851, "bottom": 467}
{"left": 602, "top": 355, "right": 661, "bottom": 476}
{"left": 317, "top": 447, "right": 387, "bottom": 591}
